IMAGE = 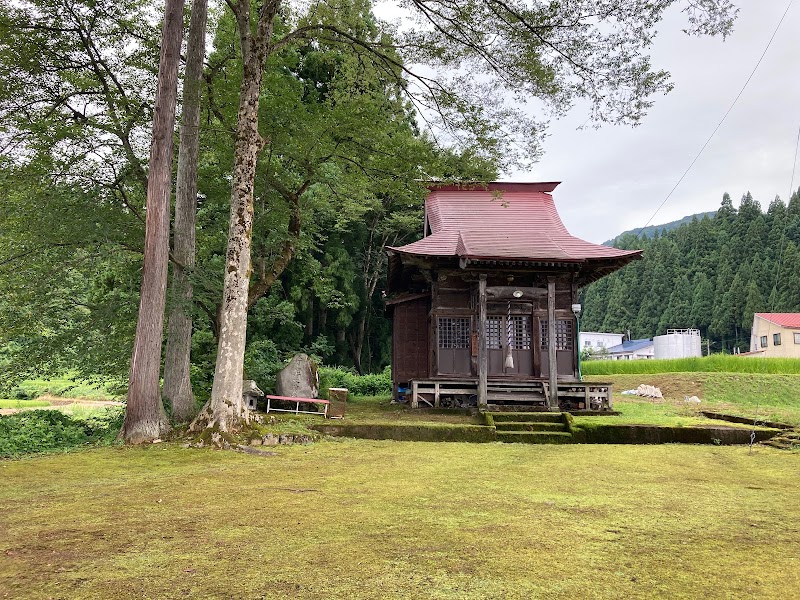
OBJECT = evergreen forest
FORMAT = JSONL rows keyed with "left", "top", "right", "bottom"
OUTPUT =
{"left": 582, "top": 190, "right": 800, "bottom": 353}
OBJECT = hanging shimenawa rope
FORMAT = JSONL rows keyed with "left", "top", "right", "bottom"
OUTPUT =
{"left": 505, "top": 301, "right": 514, "bottom": 369}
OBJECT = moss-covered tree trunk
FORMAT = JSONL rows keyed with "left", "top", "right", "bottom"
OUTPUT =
{"left": 191, "top": 0, "right": 280, "bottom": 434}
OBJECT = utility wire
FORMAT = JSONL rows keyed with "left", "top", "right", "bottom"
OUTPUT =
{"left": 636, "top": 0, "right": 794, "bottom": 236}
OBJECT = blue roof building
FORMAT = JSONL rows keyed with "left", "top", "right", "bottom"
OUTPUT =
{"left": 606, "top": 338, "right": 654, "bottom": 360}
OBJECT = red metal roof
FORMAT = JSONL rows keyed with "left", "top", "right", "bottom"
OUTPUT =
{"left": 754, "top": 313, "right": 800, "bottom": 328}
{"left": 389, "top": 183, "right": 642, "bottom": 264}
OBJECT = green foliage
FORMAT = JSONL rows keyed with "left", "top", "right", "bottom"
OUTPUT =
{"left": 318, "top": 365, "right": 392, "bottom": 397}
{"left": 605, "top": 211, "right": 717, "bottom": 244}
{"left": 0, "top": 407, "right": 123, "bottom": 458}
{"left": 582, "top": 355, "right": 800, "bottom": 375}
{"left": 243, "top": 339, "right": 282, "bottom": 393}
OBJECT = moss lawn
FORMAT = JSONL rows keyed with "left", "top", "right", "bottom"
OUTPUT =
{"left": 1, "top": 441, "right": 799, "bottom": 599}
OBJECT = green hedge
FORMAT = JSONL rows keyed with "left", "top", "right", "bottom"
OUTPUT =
{"left": 582, "top": 355, "right": 800, "bottom": 375}
{"left": 318, "top": 366, "right": 392, "bottom": 397}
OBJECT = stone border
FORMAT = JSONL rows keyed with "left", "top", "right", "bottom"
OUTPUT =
{"left": 312, "top": 421, "right": 783, "bottom": 445}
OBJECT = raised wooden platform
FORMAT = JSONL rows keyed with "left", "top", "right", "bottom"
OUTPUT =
{"left": 409, "top": 379, "right": 612, "bottom": 411}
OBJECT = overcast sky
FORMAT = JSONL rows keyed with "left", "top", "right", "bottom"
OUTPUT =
{"left": 523, "top": 1, "right": 800, "bottom": 242}
{"left": 376, "top": 1, "right": 800, "bottom": 243}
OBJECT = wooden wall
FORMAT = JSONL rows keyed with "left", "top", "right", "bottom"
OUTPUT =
{"left": 391, "top": 297, "right": 430, "bottom": 387}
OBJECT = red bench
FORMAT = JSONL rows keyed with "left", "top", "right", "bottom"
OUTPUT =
{"left": 265, "top": 395, "right": 330, "bottom": 418}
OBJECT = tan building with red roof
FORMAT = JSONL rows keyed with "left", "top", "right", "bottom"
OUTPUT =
{"left": 386, "top": 182, "right": 642, "bottom": 411}
{"left": 749, "top": 313, "right": 800, "bottom": 357}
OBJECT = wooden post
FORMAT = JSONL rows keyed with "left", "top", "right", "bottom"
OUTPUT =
{"left": 547, "top": 277, "right": 558, "bottom": 410}
{"left": 478, "top": 275, "right": 488, "bottom": 409}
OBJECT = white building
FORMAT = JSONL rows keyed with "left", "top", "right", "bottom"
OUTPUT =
{"left": 606, "top": 339, "right": 655, "bottom": 360}
{"left": 579, "top": 332, "right": 624, "bottom": 354}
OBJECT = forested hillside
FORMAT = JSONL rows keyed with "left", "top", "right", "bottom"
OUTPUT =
{"left": 603, "top": 211, "right": 716, "bottom": 245}
{"left": 582, "top": 190, "right": 800, "bottom": 353}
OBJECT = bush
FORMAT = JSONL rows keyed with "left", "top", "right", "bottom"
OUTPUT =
{"left": 318, "top": 366, "right": 392, "bottom": 397}
{"left": 0, "top": 407, "right": 123, "bottom": 458}
{"left": 243, "top": 339, "right": 283, "bottom": 393}
{"left": 11, "top": 386, "right": 32, "bottom": 400}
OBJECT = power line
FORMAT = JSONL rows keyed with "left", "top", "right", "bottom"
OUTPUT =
{"left": 636, "top": 0, "right": 794, "bottom": 236}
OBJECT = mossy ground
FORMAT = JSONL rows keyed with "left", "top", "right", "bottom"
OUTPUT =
{"left": 1, "top": 442, "right": 799, "bottom": 599}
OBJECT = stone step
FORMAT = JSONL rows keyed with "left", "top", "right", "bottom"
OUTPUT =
{"left": 496, "top": 431, "right": 573, "bottom": 444}
{"left": 489, "top": 411, "right": 564, "bottom": 423}
{"left": 494, "top": 421, "right": 567, "bottom": 432}
{"left": 762, "top": 437, "right": 800, "bottom": 450}
{"left": 486, "top": 404, "right": 550, "bottom": 413}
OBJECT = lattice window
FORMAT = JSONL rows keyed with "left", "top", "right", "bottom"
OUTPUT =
{"left": 486, "top": 318, "right": 502, "bottom": 349}
{"left": 540, "top": 319, "right": 574, "bottom": 351}
{"left": 509, "top": 316, "right": 531, "bottom": 350}
{"left": 438, "top": 317, "right": 470, "bottom": 349}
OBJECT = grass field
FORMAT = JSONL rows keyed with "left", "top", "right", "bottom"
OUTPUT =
{"left": 586, "top": 372, "right": 800, "bottom": 426}
{"left": 0, "top": 399, "right": 50, "bottom": 409}
{"left": 1, "top": 442, "right": 799, "bottom": 599}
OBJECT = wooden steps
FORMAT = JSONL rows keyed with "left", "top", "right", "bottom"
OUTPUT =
{"left": 486, "top": 380, "right": 548, "bottom": 410}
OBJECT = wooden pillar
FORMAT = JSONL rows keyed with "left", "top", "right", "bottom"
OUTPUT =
{"left": 478, "top": 274, "right": 488, "bottom": 409}
{"left": 547, "top": 277, "right": 558, "bottom": 410}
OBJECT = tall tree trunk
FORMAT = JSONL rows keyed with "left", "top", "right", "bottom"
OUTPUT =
{"left": 305, "top": 295, "right": 314, "bottom": 339}
{"left": 191, "top": 0, "right": 280, "bottom": 433}
{"left": 349, "top": 315, "right": 366, "bottom": 374}
{"left": 163, "top": 0, "right": 208, "bottom": 422}
{"left": 121, "top": 0, "right": 186, "bottom": 443}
